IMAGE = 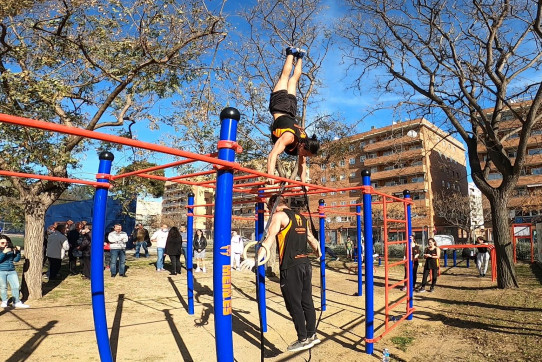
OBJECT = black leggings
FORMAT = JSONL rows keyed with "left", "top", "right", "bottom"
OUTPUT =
{"left": 169, "top": 254, "right": 182, "bottom": 274}
{"left": 420, "top": 267, "right": 438, "bottom": 289}
{"left": 280, "top": 262, "right": 316, "bottom": 341}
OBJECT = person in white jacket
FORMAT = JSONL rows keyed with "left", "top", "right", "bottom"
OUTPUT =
{"left": 151, "top": 224, "right": 169, "bottom": 272}
{"left": 46, "top": 224, "right": 69, "bottom": 280}
{"left": 108, "top": 224, "right": 129, "bottom": 277}
{"left": 231, "top": 231, "right": 244, "bottom": 270}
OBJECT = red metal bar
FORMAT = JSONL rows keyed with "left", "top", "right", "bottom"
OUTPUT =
{"left": 0, "top": 170, "right": 110, "bottom": 188}
{"left": 168, "top": 170, "right": 216, "bottom": 181}
{"left": 0, "top": 113, "right": 334, "bottom": 190}
{"left": 112, "top": 156, "right": 217, "bottom": 180}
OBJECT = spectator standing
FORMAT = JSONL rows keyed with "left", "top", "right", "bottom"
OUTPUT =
{"left": 193, "top": 229, "right": 207, "bottom": 273}
{"left": 165, "top": 226, "right": 183, "bottom": 275}
{"left": 475, "top": 236, "right": 490, "bottom": 277}
{"left": 180, "top": 225, "right": 188, "bottom": 265}
{"left": 401, "top": 236, "right": 420, "bottom": 291}
{"left": 151, "top": 224, "right": 169, "bottom": 272}
{"left": 345, "top": 236, "right": 354, "bottom": 260}
{"left": 231, "top": 231, "right": 243, "bottom": 270}
{"left": 67, "top": 222, "right": 83, "bottom": 274}
{"left": 78, "top": 225, "right": 92, "bottom": 279}
{"left": 46, "top": 224, "right": 69, "bottom": 280}
{"left": 108, "top": 224, "right": 128, "bottom": 277}
{"left": 65, "top": 220, "right": 75, "bottom": 232}
{"left": 417, "top": 238, "right": 441, "bottom": 293}
{"left": 132, "top": 223, "right": 150, "bottom": 258}
{"left": 0, "top": 235, "right": 29, "bottom": 308}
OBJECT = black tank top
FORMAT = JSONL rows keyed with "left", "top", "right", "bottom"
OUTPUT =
{"left": 425, "top": 247, "right": 439, "bottom": 269}
{"left": 276, "top": 208, "right": 309, "bottom": 270}
{"left": 271, "top": 116, "right": 308, "bottom": 156}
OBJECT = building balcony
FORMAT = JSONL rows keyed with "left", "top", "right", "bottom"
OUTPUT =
{"left": 477, "top": 134, "right": 542, "bottom": 153}
{"left": 362, "top": 135, "right": 421, "bottom": 153}
{"left": 362, "top": 149, "right": 424, "bottom": 167}
{"left": 370, "top": 165, "right": 425, "bottom": 181}
{"left": 376, "top": 182, "right": 426, "bottom": 195}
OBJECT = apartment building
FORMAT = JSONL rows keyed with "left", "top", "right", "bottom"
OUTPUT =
{"left": 309, "top": 118, "right": 468, "bottom": 243}
{"left": 477, "top": 101, "right": 542, "bottom": 226}
{"left": 161, "top": 182, "right": 214, "bottom": 231}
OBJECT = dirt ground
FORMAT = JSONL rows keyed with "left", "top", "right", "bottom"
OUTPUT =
{"left": 1, "top": 251, "right": 541, "bottom": 362}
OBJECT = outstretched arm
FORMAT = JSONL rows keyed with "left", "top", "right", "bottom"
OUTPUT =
{"left": 267, "top": 132, "right": 295, "bottom": 184}
{"left": 298, "top": 154, "right": 307, "bottom": 183}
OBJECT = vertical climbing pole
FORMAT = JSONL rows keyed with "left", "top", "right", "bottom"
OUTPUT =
{"left": 256, "top": 190, "right": 267, "bottom": 331}
{"left": 361, "top": 170, "right": 374, "bottom": 354}
{"left": 356, "top": 204, "right": 363, "bottom": 296}
{"left": 403, "top": 190, "right": 414, "bottom": 320}
{"left": 319, "top": 199, "right": 326, "bottom": 311}
{"left": 213, "top": 107, "right": 240, "bottom": 362}
{"left": 91, "top": 151, "right": 114, "bottom": 362}
{"left": 187, "top": 192, "right": 195, "bottom": 315}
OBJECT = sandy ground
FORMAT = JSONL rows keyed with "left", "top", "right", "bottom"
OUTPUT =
{"left": 1, "top": 252, "right": 540, "bottom": 362}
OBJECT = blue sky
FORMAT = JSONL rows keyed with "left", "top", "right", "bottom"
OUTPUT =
{"left": 65, "top": 0, "right": 542, "bottom": 191}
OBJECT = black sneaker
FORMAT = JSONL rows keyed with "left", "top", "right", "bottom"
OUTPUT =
{"left": 429, "top": 288, "right": 434, "bottom": 292}
{"left": 296, "top": 48, "right": 306, "bottom": 59}
{"left": 285, "top": 46, "right": 297, "bottom": 56}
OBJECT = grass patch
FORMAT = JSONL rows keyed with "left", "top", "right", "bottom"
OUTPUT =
{"left": 390, "top": 336, "right": 415, "bottom": 352}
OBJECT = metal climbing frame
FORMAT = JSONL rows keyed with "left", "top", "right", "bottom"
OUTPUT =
{"left": 361, "top": 170, "right": 414, "bottom": 355}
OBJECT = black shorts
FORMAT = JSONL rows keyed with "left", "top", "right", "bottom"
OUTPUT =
{"left": 269, "top": 90, "right": 297, "bottom": 119}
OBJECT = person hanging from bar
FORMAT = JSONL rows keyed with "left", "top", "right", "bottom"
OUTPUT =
{"left": 267, "top": 46, "right": 320, "bottom": 185}
{"left": 241, "top": 194, "right": 322, "bottom": 352}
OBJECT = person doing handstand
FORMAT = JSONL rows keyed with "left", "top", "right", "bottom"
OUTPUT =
{"left": 267, "top": 46, "right": 320, "bottom": 185}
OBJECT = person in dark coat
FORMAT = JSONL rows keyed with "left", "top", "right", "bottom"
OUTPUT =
{"left": 165, "top": 226, "right": 183, "bottom": 275}
{"left": 78, "top": 225, "right": 92, "bottom": 279}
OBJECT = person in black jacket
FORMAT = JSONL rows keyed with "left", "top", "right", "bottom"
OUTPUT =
{"left": 67, "top": 222, "right": 82, "bottom": 274}
{"left": 165, "top": 227, "right": 183, "bottom": 275}
{"left": 193, "top": 229, "right": 207, "bottom": 273}
{"left": 78, "top": 225, "right": 92, "bottom": 279}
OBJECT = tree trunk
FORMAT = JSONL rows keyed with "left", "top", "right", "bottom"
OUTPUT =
{"left": 490, "top": 196, "right": 519, "bottom": 288}
{"left": 21, "top": 206, "right": 47, "bottom": 300}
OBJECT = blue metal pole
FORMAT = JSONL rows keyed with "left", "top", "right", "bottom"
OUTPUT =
{"left": 362, "top": 170, "right": 374, "bottom": 355}
{"left": 91, "top": 151, "right": 114, "bottom": 362}
{"left": 444, "top": 250, "right": 448, "bottom": 267}
{"left": 403, "top": 190, "right": 414, "bottom": 321}
{"left": 187, "top": 192, "right": 195, "bottom": 315}
{"left": 453, "top": 250, "right": 457, "bottom": 267}
{"left": 356, "top": 205, "right": 363, "bottom": 296}
{"left": 467, "top": 256, "right": 470, "bottom": 268}
{"left": 256, "top": 190, "right": 267, "bottom": 332}
{"left": 213, "top": 107, "right": 240, "bottom": 362}
{"left": 319, "top": 199, "right": 326, "bottom": 311}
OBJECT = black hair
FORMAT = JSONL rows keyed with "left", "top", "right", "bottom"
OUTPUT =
{"left": 167, "top": 226, "right": 181, "bottom": 240}
{"left": 267, "top": 194, "right": 286, "bottom": 208}
{"left": 302, "top": 134, "right": 320, "bottom": 155}
{"left": 0, "top": 235, "right": 14, "bottom": 249}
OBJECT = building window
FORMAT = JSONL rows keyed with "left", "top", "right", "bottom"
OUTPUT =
{"left": 331, "top": 163, "right": 336, "bottom": 168}
{"left": 330, "top": 191, "right": 336, "bottom": 195}
{"left": 349, "top": 158, "right": 356, "bottom": 165}
{"left": 330, "top": 176, "right": 336, "bottom": 182}
{"left": 384, "top": 165, "right": 394, "bottom": 171}
{"left": 341, "top": 201, "right": 347, "bottom": 206}
{"left": 340, "top": 174, "right": 346, "bottom": 180}
{"left": 321, "top": 193, "right": 326, "bottom": 196}
{"left": 371, "top": 167, "right": 378, "bottom": 173}
{"left": 321, "top": 164, "right": 326, "bottom": 170}
{"left": 340, "top": 190, "right": 346, "bottom": 194}
{"left": 367, "top": 152, "right": 377, "bottom": 159}
{"left": 360, "top": 155, "right": 366, "bottom": 162}
{"left": 531, "top": 167, "right": 542, "bottom": 175}
{"left": 383, "top": 150, "right": 394, "bottom": 156}
{"left": 412, "top": 160, "right": 423, "bottom": 166}
{"left": 487, "top": 173, "right": 503, "bottom": 180}
{"left": 339, "top": 160, "right": 345, "bottom": 166}
{"left": 331, "top": 202, "right": 337, "bottom": 206}
{"left": 528, "top": 148, "right": 542, "bottom": 156}
{"left": 508, "top": 150, "right": 517, "bottom": 158}
{"left": 321, "top": 177, "right": 326, "bottom": 183}
{"left": 350, "top": 200, "right": 356, "bottom": 204}
{"left": 350, "top": 172, "right": 356, "bottom": 178}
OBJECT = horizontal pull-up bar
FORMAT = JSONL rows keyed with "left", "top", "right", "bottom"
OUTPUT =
{"left": 0, "top": 113, "right": 333, "bottom": 191}
{"left": 0, "top": 170, "right": 111, "bottom": 188}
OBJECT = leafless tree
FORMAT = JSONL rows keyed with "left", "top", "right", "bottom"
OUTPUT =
{"left": 340, "top": 0, "right": 542, "bottom": 288}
